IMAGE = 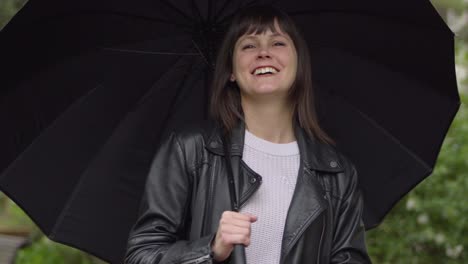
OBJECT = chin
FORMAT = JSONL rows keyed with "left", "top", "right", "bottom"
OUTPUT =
{"left": 250, "top": 86, "right": 290, "bottom": 97}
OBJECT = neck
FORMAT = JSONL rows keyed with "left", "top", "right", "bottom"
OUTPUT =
{"left": 241, "top": 97, "right": 295, "bottom": 144}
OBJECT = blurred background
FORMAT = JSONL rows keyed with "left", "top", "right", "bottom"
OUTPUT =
{"left": 0, "top": 0, "right": 467, "bottom": 263}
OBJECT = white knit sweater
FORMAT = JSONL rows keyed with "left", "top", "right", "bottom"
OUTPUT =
{"left": 240, "top": 129, "right": 300, "bottom": 264}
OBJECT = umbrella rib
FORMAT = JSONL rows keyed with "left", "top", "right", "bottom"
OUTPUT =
{"left": 45, "top": 83, "right": 106, "bottom": 239}
{"left": 286, "top": 9, "right": 448, "bottom": 31}
{"left": 135, "top": 55, "right": 199, "bottom": 108}
{"left": 160, "top": 0, "right": 196, "bottom": 25}
{"left": 138, "top": 56, "right": 206, "bottom": 134}
{"left": 26, "top": 11, "right": 195, "bottom": 33}
{"left": 216, "top": 0, "right": 257, "bottom": 26}
{"left": 337, "top": 95, "right": 432, "bottom": 172}
{"left": 190, "top": 0, "right": 204, "bottom": 25}
{"left": 208, "top": 0, "right": 213, "bottom": 24}
{"left": 214, "top": 0, "right": 233, "bottom": 24}
{"left": 242, "top": 0, "right": 258, "bottom": 8}
{"left": 191, "top": 39, "right": 213, "bottom": 69}
{"left": 102, "top": 48, "right": 200, "bottom": 56}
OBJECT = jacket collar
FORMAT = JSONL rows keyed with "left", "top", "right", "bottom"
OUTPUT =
{"left": 205, "top": 119, "right": 343, "bottom": 173}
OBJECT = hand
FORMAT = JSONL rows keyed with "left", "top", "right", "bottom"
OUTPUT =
{"left": 211, "top": 211, "right": 257, "bottom": 262}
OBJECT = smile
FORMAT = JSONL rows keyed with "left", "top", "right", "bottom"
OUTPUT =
{"left": 251, "top": 66, "right": 279, "bottom": 76}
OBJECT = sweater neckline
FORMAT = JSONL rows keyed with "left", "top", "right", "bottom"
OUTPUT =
{"left": 244, "top": 129, "right": 299, "bottom": 156}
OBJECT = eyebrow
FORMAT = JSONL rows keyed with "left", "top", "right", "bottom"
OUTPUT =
{"left": 238, "top": 33, "right": 286, "bottom": 42}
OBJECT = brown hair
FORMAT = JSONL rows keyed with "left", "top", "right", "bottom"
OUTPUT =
{"left": 209, "top": 5, "right": 334, "bottom": 145}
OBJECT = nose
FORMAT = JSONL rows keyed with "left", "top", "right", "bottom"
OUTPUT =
{"left": 257, "top": 48, "right": 271, "bottom": 59}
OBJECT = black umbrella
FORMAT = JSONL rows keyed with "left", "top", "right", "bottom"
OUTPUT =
{"left": 0, "top": 0, "right": 460, "bottom": 262}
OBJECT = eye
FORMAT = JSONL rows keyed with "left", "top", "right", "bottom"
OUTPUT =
{"left": 274, "top": 42, "right": 286, "bottom": 46}
{"left": 242, "top": 44, "right": 255, "bottom": 50}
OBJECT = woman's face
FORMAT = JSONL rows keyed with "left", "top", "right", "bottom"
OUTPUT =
{"left": 231, "top": 21, "right": 297, "bottom": 101}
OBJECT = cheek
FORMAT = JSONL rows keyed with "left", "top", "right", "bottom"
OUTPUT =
{"left": 289, "top": 52, "right": 298, "bottom": 76}
{"left": 281, "top": 53, "right": 297, "bottom": 74}
{"left": 234, "top": 55, "right": 250, "bottom": 76}
{"left": 292, "top": 57, "right": 298, "bottom": 75}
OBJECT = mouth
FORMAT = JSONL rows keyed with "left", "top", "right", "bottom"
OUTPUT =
{"left": 251, "top": 66, "right": 280, "bottom": 76}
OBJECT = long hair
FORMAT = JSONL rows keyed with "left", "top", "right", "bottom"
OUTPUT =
{"left": 209, "top": 5, "right": 334, "bottom": 145}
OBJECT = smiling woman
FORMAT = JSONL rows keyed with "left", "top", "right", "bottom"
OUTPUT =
{"left": 125, "top": 4, "right": 371, "bottom": 264}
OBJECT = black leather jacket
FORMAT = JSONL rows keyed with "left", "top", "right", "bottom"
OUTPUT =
{"left": 125, "top": 119, "right": 371, "bottom": 264}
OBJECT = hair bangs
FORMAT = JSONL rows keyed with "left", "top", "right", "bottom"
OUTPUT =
{"left": 241, "top": 15, "right": 279, "bottom": 37}
{"left": 233, "top": 7, "right": 291, "bottom": 42}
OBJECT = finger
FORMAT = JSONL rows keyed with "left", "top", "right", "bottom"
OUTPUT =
{"left": 220, "top": 215, "right": 251, "bottom": 228}
{"left": 239, "top": 212, "right": 258, "bottom": 222}
{"left": 220, "top": 233, "right": 252, "bottom": 247}
{"left": 221, "top": 223, "right": 251, "bottom": 235}
{"left": 225, "top": 221, "right": 251, "bottom": 229}
{"left": 221, "top": 211, "right": 244, "bottom": 220}
{"left": 246, "top": 213, "right": 258, "bottom": 222}
{"left": 231, "top": 212, "right": 256, "bottom": 222}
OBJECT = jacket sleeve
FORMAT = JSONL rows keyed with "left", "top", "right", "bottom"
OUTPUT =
{"left": 125, "top": 131, "right": 216, "bottom": 264}
{"left": 330, "top": 162, "right": 372, "bottom": 264}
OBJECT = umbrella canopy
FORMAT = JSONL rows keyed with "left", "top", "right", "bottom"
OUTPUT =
{"left": 0, "top": 0, "right": 460, "bottom": 262}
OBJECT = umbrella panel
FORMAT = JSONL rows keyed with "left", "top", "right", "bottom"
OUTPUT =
{"left": 0, "top": 0, "right": 460, "bottom": 261}
{"left": 0, "top": 38, "right": 210, "bottom": 262}
{"left": 313, "top": 47, "right": 459, "bottom": 227}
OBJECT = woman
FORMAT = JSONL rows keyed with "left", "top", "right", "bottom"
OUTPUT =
{"left": 125, "top": 5, "right": 371, "bottom": 264}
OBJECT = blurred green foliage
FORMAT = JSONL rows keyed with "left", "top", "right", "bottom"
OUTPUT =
{"left": 0, "top": 193, "right": 34, "bottom": 229}
{"left": 15, "top": 236, "right": 95, "bottom": 264}
{"left": 0, "top": 0, "right": 27, "bottom": 29}
{"left": 0, "top": 196, "right": 103, "bottom": 263}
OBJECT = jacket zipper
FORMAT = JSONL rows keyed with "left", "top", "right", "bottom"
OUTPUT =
{"left": 180, "top": 253, "right": 212, "bottom": 264}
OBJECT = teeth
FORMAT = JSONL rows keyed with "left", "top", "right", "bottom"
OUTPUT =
{"left": 254, "top": 67, "right": 278, "bottom": 75}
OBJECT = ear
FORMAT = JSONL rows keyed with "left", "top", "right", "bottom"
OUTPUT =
{"left": 230, "top": 74, "right": 235, "bottom": 82}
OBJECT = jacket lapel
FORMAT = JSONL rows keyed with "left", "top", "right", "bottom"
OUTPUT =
{"left": 278, "top": 121, "right": 344, "bottom": 261}
{"left": 280, "top": 166, "right": 327, "bottom": 262}
{"left": 280, "top": 123, "right": 342, "bottom": 258}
